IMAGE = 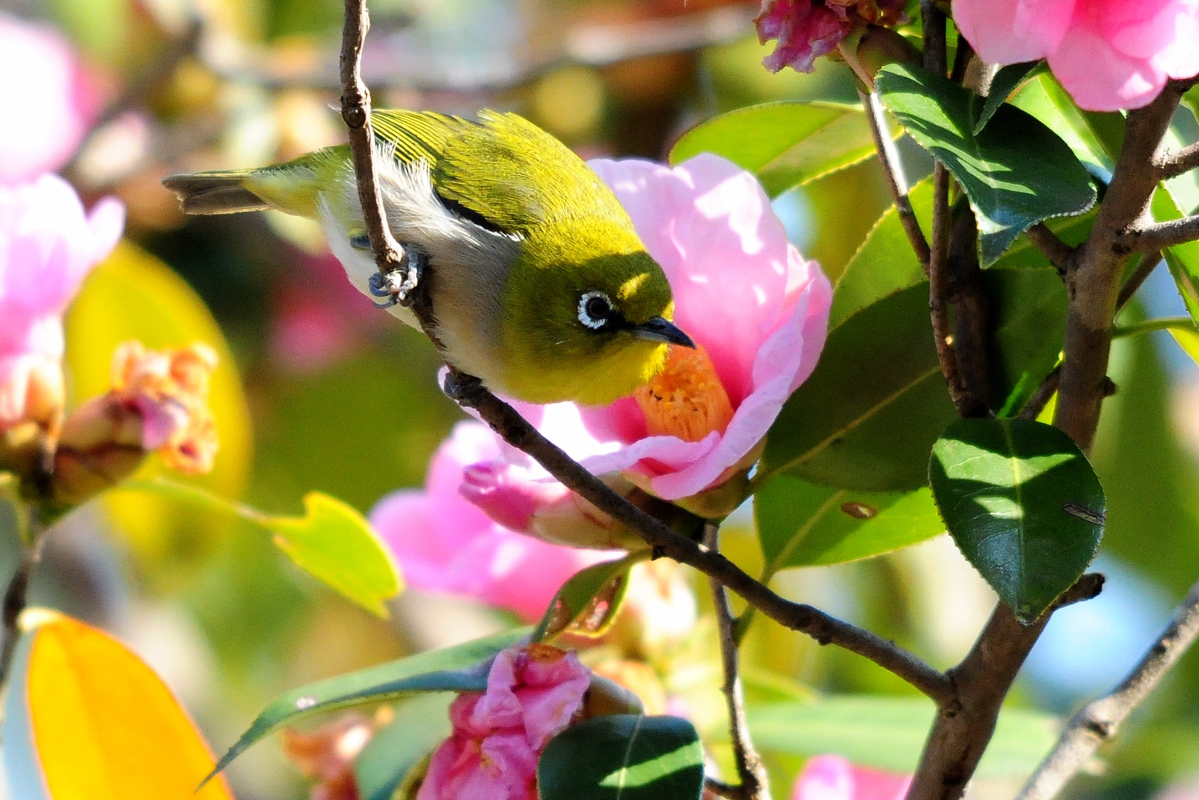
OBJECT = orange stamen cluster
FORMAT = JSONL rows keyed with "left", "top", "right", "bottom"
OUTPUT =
{"left": 634, "top": 345, "right": 735, "bottom": 443}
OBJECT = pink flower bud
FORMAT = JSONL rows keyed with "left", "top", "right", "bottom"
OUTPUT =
{"left": 755, "top": 0, "right": 907, "bottom": 74}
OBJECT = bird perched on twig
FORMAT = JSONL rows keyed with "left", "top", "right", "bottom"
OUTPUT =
{"left": 162, "top": 109, "right": 694, "bottom": 405}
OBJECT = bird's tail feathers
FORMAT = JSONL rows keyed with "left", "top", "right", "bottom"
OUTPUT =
{"left": 161, "top": 171, "right": 269, "bottom": 215}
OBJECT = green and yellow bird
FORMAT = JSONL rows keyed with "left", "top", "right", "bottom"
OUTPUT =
{"left": 162, "top": 109, "right": 693, "bottom": 405}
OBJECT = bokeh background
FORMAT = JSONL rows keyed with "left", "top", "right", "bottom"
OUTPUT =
{"left": 3, "top": 0, "right": 1199, "bottom": 797}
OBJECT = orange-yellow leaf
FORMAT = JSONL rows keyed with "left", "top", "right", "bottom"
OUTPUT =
{"left": 6, "top": 614, "right": 234, "bottom": 800}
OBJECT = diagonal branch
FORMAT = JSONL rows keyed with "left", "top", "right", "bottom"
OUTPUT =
{"left": 1026, "top": 223, "right": 1076, "bottom": 275}
{"left": 1156, "top": 141, "right": 1199, "bottom": 181}
{"left": 1114, "top": 215, "right": 1199, "bottom": 255}
{"left": 1016, "top": 577, "right": 1199, "bottom": 800}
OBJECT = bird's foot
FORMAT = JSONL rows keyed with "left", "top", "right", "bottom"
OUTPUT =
{"left": 368, "top": 246, "right": 426, "bottom": 309}
{"left": 442, "top": 371, "right": 487, "bottom": 407}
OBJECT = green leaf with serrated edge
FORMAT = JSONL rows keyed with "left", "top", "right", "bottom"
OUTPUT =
{"left": 538, "top": 715, "right": 704, "bottom": 800}
{"left": 830, "top": 178, "right": 934, "bottom": 329}
{"left": 355, "top": 693, "right": 453, "bottom": 800}
{"left": 760, "top": 268, "right": 1066, "bottom": 491}
{"left": 755, "top": 476, "right": 942, "bottom": 579}
{"left": 1010, "top": 74, "right": 1115, "bottom": 174}
{"left": 668, "top": 102, "right": 893, "bottom": 197}
{"left": 747, "top": 696, "right": 1058, "bottom": 778}
{"left": 1153, "top": 185, "right": 1199, "bottom": 323}
{"left": 532, "top": 553, "right": 646, "bottom": 643}
{"left": 878, "top": 63, "right": 1096, "bottom": 264}
{"left": 930, "top": 418, "right": 1105, "bottom": 624}
{"left": 267, "top": 492, "right": 401, "bottom": 618}
{"left": 975, "top": 61, "right": 1043, "bottom": 134}
{"left": 202, "top": 629, "right": 527, "bottom": 784}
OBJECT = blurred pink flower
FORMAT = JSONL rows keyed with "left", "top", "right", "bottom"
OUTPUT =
{"left": 953, "top": 0, "right": 1199, "bottom": 111}
{"left": 370, "top": 421, "right": 617, "bottom": 620}
{"left": 0, "top": 14, "right": 99, "bottom": 183}
{"left": 417, "top": 643, "right": 591, "bottom": 800}
{"left": 792, "top": 755, "right": 912, "bottom": 800}
{"left": 756, "top": 0, "right": 907, "bottom": 73}
{"left": 575, "top": 154, "right": 832, "bottom": 503}
{"left": 0, "top": 175, "right": 123, "bottom": 429}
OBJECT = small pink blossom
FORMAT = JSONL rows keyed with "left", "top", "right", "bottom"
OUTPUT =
{"left": 370, "top": 421, "right": 618, "bottom": 620}
{"left": 756, "top": 0, "right": 907, "bottom": 73}
{"left": 953, "top": 0, "right": 1199, "bottom": 111}
{"left": 417, "top": 643, "right": 591, "bottom": 800}
{"left": 0, "top": 14, "right": 100, "bottom": 183}
{"left": 0, "top": 175, "right": 123, "bottom": 430}
{"left": 792, "top": 755, "right": 912, "bottom": 800}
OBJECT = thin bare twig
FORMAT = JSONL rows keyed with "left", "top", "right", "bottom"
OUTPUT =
{"left": 1116, "top": 251, "right": 1164, "bottom": 310}
{"left": 1016, "top": 577, "right": 1199, "bottom": 800}
{"left": 1115, "top": 215, "right": 1199, "bottom": 255}
{"left": 337, "top": 0, "right": 954, "bottom": 706}
{"left": 0, "top": 514, "right": 51, "bottom": 689}
{"left": 907, "top": 575, "right": 1106, "bottom": 800}
{"left": 1018, "top": 366, "right": 1061, "bottom": 421}
{"left": 1026, "top": 223, "right": 1076, "bottom": 275}
{"left": 1156, "top": 141, "right": 1199, "bottom": 181}
{"left": 705, "top": 523, "right": 769, "bottom": 800}
{"left": 929, "top": 165, "right": 968, "bottom": 414}
{"left": 859, "top": 88, "right": 931, "bottom": 273}
{"left": 921, "top": 0, "right": 947, "bottom": 77}
{"left": 946, "top": 199, "right": 991, "bottom": 417}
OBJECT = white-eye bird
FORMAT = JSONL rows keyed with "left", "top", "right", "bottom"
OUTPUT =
{"left": 162, "top": 109, "right": 694, "bottom": 405}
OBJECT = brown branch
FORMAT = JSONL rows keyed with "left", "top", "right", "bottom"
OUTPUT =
{"left": 1115, "top": 215, "right": 1199, "bottom": 255}
{"left": 1156, "top": 141, "right": 1199, "bottom": 181}
{"left": 705, "top": 523, "right": 769, "bottom": 800}
{"left": 1053, "top": 79, "right": 1191, "bottom": 452}
{"left": 1026, "top": 223, "right": 1076, "bottom": 276}
{"left": 337, "top": 0, "right": 953, "bottom": 707}
{"left": 1115, "top": 252, "right": 1164, "bottom": 310}
{"left": 946, "top": 200, "right": 991, "bottom": 417}
{"left": 1016, "top": 577, "right": 1199, "bottom": 800}
{"left": 0, "top": 513, "right": 51, "bottom": 690}
{"left": 907, "top": 574, "right": 1105, "bottom": 800}
{"left": 860, "top": 88, "right": 931, "bottom": 273}
{"left": 921, "top": 0, "right": 947, "bottom": 77}
{"left": 929, "top": 165, "right": 969, "bottom": 415}
{"left": 1018, "top": 365, "right": 1061, "bottom": 421}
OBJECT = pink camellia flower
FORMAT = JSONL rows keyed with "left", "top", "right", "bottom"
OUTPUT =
{"left": 0, "top": 14, "right": 100, "bottom": 183}
{"left": 370, "top": 421, "right": 618, "bottom": 621}
{"left": 756, "top": 0, "right": 907, "bottom": 73}
{"left": 0, "top": 175, "right": 123, "bottom": 431}
{"left": 417, "top": 643, "right": 591, "bottom": 800}
{"left": 792, "top": 755, "right": 912, "bottom": 800}
{"left": 953, "top": 0, "right": 1199, "bottom": 111}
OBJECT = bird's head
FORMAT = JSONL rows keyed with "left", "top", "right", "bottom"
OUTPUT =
{"left": 500, "top": 220, "right": 694, "bottom": 405}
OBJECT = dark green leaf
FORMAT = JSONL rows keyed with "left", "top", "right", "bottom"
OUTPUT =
{"left": 755, "top": 476, "right": 943, "bottom": 578}
{"left": 205, "top": 629, "right": 526, "bottom": 781}
{"left": 877, "top": 63, "right": 1096, "bottom": 264}
{"left": 748, "top": 696, "right": 1058, "bottom": 778}
{"left": 930, "top": 418, "right": 1105, "bottom": 623}
{"left": 761, "top": 268, "right": 1067, "bottom": 490}
{"left": 355, "top": 694, "right": 453, "bottom": 800}
{"left": 975, "top": 61, "right": 1042, "bottom": 134}
{"left": 668, "top": 102, "right": 891, "bottom": 196}
{"left": 532, "top": 554, "right": 644, "bottom": 643}
{"left": 1009, "top": 73, "right": 1116, "bottom": 174}
{"left": 538, "top": 715, "right": 704, "bottom": 800}
{"left": 1153, "top": 186, "right": 1199, "bottom": 324}
{"left": 830, "top": 178, "right": 934, "bottom": 329}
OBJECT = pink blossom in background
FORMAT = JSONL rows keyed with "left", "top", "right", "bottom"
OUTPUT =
{"left": 417, "top": 643, "right": 591, "bottom": 800}
{"left": 370, "top": 421, "right": 617, "bottom": 620}
{"left": 0, "top": 14, "right": 99, "bottom": 183}
{"left": 575, "top": 154, "right": 832, "bottom": 502}
{"left": 792, "top": 755, "right": 912, "bottom": 800}
{"left": 756, "top": 0, "right": 907, "bottom": 73}
{"left": 953, "top": 0, "right": 1199, "bottom": 111}
{"left": 0, "top": 175, "right": 123, "bottom": 429}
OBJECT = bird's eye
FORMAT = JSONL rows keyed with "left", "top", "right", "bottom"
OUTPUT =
{"left": 578, "top": 291, "right": 613, "bottom": 330}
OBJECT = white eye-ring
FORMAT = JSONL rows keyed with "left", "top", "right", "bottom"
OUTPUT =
{"left": 578, "top": 291, "right": 613, "bottom": 330}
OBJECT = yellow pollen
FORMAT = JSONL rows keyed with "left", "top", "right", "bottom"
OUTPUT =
{"left": 635, "top": 345, "right": 735, "bottom": 443}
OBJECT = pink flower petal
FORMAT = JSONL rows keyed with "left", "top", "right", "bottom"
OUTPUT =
{"left": 792, "top": 755, "right": 912, "bottom": 800}
{"left": 952, "top": 0, "right": 1074, "bottom": 64}
{"left": 1048, "top": 14, "right": 1168, "bottom": 111}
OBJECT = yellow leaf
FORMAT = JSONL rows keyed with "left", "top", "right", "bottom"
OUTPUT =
{"left": 5, "top": 614, "right": 234, "bottom": 800}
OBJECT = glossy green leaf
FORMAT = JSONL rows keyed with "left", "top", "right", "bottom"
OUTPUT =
{"left": 1010, "top": 73, "right": 1116, "bottom": 174}
{"left": 267, "top": 492, "right": 402, "bottom": 618}
{"left": 532, "top": 553, "right": 645, "bottom": 643}
{"left": 975, "top": 61, "right": 1042, "bottom": 134}
{"left": 761, "top": 268, "right": 1067, "bottom": 491}
{"left": 669, "top": 102, "right": 890, "bottom": 196}
{"left": 538, "top": 715, "right": 704, "bottom": 800}
{"left": 1153, "top": 186, "right": 1199, "bottom": 323}
{"left": 755, "top": 476, "right": 943, "bottom": 578}
{"left": 930, "top": 418, "right": 1105, "bottom": 623}
{"left": 1170, "top": 326, "right": 1199, "bottom": 366}
{"left": 830, "top": 178, "right": 934, "bottom": 329}
{"left": 877, "top": 63, "right": 1096, "bottom": 264}
{"left": 355, "top": 693, "right": 454, "bottom": 800}
{"left": 206, "top": 629, "right": 527, "bottom": 781}
{"left": 747, "top": 696, "right": 1058, "bottom": 778}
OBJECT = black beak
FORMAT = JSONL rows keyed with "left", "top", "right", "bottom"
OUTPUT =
{"left": 630, "top": 317, "right": 696, "bottom": 349}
